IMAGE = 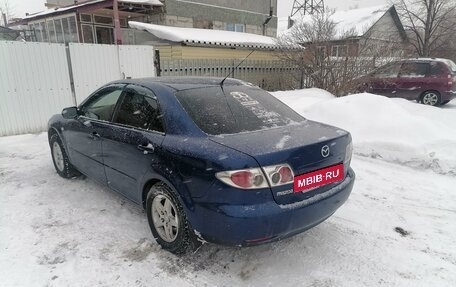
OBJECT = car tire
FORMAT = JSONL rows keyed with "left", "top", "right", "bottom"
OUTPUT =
{"left": 146, "top": 182, "right": 200, "bottom": 255}
{"left": 420, "top": 91, "right": 441, "bottom": 106}
{"left": 49, "top": 133, "right": 81, "bottom": 178}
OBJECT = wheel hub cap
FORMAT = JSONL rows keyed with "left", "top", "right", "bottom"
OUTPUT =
{"left": 52, "top": 142, "right": 64, "bottom": 172}
{"left": 423, "top": 93, "right": 438, "bottom": 105}
{"left": 151, "top": 194, "right": 179, "bottom": 242}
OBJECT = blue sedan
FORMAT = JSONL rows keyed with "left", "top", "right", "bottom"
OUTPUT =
{"left": 48, "top": 77, "right": 355, "bottom": 254}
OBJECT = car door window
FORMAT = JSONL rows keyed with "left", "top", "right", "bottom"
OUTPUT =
{"left": 374, "top": 63, "right": 401, "bottom": 78}
{"left": 80, "top": 86, "right": 124, "bottom": 121}
{"left": 114, "top": 86, "right": 164, "bottom": 132}
{"left": 399, "top": 63, "right": 429, "bottom": 78}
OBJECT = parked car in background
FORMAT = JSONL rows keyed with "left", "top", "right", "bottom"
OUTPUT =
{"left": 48, "top": 77, "right": 355, "bottom": 254}
{"left": 356, "top": 58, "right": 456, "bottom": 106}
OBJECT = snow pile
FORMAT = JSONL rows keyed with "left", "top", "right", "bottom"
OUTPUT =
{"left": 273, "top": 89, "right": 456, "bottom": 176}
{"left": 128, "top": 21, "right": 278, "bottom": 49}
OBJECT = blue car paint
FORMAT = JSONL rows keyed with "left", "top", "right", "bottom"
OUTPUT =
{"left": 48, "top": 77, "right": 355, "bottom": 245}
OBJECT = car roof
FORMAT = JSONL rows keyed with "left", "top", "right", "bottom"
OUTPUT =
{"left": 112, "top": 76, "right": 247, "bottom": 92}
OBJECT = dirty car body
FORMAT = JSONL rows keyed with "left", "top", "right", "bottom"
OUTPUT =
{"left": 48, "top": 77, "right": 355, "bottom": 251}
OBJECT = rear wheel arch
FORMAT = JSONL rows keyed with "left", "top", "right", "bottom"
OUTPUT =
{"left": 47, "top": 127, "right": 60, "bottom": 142}
{"left": 141, "top": 175, "right": 194, "bottom": 213}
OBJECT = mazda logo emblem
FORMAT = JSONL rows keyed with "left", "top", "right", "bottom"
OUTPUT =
{"left": 321, "top": 145, "right": 330, "bottom": 158}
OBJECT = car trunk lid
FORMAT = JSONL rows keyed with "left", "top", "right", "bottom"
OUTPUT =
{"left": 210, "top": 120, "right": 351, "bottom": 205}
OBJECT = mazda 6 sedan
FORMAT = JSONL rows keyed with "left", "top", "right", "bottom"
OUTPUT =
{"left": 48, "top": 77, "right": 355, "bottom": 254}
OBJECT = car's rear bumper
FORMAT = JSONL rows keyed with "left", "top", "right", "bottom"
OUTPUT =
{"left": 192, "top": 168, "right": 355, "bottom": 246}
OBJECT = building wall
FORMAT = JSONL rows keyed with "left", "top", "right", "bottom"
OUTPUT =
{"left": 176, "top": 0, "right": 277, "bottom": 15}
{"left": 366, "top": 10, "right": 402, "bottom": 41}
{"left": 158, "top": 0, "right": 278, "bottom": 36}
{"left": 156, "top": 44, "right": 280, "bottom": 60}
{"left": 45, "top": 0, "right": 73, "bottom": 7}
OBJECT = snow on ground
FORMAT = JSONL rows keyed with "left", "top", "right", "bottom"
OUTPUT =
{"left": 1, "top": 91, "right": 456, "bottom": 287}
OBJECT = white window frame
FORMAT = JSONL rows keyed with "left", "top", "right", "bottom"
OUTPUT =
{"left": 81, "top": 24, "right": 95, "bottom": 44}
{"left": 331, "top": 45, "right": 348, "bottom": 58}
{"left": 29, "top": 13, "right": 79, "bottom": 43}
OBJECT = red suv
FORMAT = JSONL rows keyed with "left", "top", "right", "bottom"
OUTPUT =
{"left": 357, "top": 58, "right": 456, "bottom": 106}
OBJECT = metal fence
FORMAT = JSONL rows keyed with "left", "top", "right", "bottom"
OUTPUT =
{"left": 0, "top": 41, "right": 156, "bottom": 136}
{"left": 160, "top": 59, "right": 302, "bottom": 91}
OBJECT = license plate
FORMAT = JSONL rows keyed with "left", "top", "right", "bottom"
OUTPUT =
{"left": 293, "top": 164, "right": 344, "bottom": 193}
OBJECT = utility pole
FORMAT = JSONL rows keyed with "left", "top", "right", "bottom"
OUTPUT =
{"left": 291, "top": 0, "right": 325, "bottom": 17}
{"left": 113, "top": 0, "right": 122, "bottom": 44}
{"left": 289, "top": 0, "right": 325, "bottom": 28}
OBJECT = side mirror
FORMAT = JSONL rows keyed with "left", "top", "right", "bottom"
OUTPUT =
{"left": 62, "top": 107, "right": 79, "bottom": 119}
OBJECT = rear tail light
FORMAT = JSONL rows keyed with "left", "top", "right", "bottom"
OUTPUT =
{"left": 448, "top": 74, "right": 453, "bottom": 86}
{"left": 262, "top": 164, "right": 294, "bottom": 187}
{"left": 216, "top": 168, "right": 268, "bottom": 189}
{"left": 216, "top": 164, "right": 295, "bottom": 190}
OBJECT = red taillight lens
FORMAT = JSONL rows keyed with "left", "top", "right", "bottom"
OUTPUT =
{"left": 216, "top": 168, "right": 268, "bottom": 189}
{"left": 278, "top": 166, "right": 293, "bottom": 183}
{"left": 230, "top": 171, "right": 254, "bottom": 188}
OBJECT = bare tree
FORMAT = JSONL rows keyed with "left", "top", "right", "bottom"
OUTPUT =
{"left": 0, "top": 0, "right": 14, "bottom": 26}
{"left": 394, "top": 0, "right": 456, "bottom": 57}
{"left": 276, "top": 8, "right": 404, "bottom": 95}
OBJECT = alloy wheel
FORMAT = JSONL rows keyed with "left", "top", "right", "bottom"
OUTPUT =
{"left": 422, "top": 92, "right": 439, "bottom": 106}
{"left": 151, "top": 194, "right": 179, "bottom": 242}
{"left": 52, "top": 142, "right": 65, "bottom": 172}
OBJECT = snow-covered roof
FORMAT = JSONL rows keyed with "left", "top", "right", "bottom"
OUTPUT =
{"left": 21, "top": 0, "right": 162, "bottom": 20}
{"left": 129, "top": 21, "right": 279, "bottom": 49}
{"left": 282, "top": 5, "right": 391, "bottom": 39}
{"left": 330, "top": 5, "right": 390, "bottom": 37}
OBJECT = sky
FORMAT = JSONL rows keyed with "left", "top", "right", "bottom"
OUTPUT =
{"left": 5, "top": 0, "right": 389, "bottom": 19}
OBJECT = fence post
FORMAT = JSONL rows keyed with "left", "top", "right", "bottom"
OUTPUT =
{"left": 154, "top": 49, "right": 161, "bottom": 77}
{"left": 65, "top": 43, "right": 77, "bottom": 106}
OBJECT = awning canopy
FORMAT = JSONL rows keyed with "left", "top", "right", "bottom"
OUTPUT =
{"left": 129, "top": 21, "right": 281, "bottom": 50}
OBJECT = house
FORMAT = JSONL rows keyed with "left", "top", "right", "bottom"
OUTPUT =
{"left": 283, "top": 5, "right": 408, "bottom": 59}
{"left": 43, "top": 0, "right": 278, "bottom": 36}
{"left": 8, "top": 0, "right": 278, "bottom": 45}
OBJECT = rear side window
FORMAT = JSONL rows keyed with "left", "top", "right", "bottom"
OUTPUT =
{"left": 175, "top": 85, "right": 304, "bottom": 135}
{"left": 114, "top": 86, "right": 164, "bottom": 132}
{"left": 399, "top": 62, "right": 429, "bottom": 78}
{"left": 374, "top": 63, "right": 401, "bottom": 78}
{"left": 429, "top": 62, "right": 446, "bottom": 76}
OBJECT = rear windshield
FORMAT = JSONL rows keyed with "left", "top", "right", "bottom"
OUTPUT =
{"left": 175, "top": 85, "right": 304, "bottom": 135}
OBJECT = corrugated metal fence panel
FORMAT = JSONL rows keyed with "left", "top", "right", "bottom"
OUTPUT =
{"left": 69, "top": 43, "right": 122, "bottom": 105}
{"left": 0, "top": 41, "right": 73, "bottom": 136}
{"left": 119, "top": 45, "right": 156, "bottom": 79}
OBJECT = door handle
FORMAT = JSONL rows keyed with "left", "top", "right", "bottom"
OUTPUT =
{"left": 89, "top": 131, "right": 100, "bottom": 140}
{"left": 137, "top": 143, "right": 155, "bottom": 153}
